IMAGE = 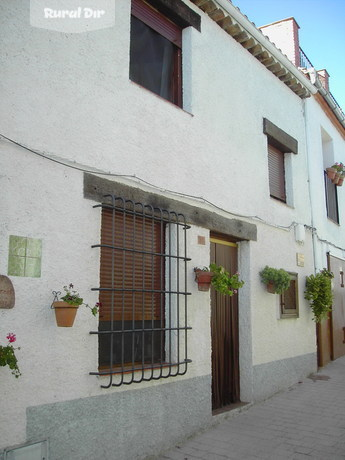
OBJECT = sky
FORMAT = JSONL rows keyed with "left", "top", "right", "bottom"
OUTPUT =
{"left": 232, "top": 0, "right": 345, "bottom": 111}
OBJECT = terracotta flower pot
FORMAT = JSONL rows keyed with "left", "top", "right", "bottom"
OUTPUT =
{"left": 266, "top": 282, "right": 276, "bottom": 294}
{"left": 195, "top": 270, "right": 213, "bottom": 291}
{"left": 53, "top": 301, "right": 79, "bottom": 327}
{"left": 332, "top": 173, "right": 341, "bottom": 185}
{"left": 337, "top": 176, "right": 344, "bottom": 187}
{"left": 326, "top": 167, "right": 336, "bottom": 180}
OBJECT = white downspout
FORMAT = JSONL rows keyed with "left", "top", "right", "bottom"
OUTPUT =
{"left": 303, "top": 98, "right": 318, "bottom": 274}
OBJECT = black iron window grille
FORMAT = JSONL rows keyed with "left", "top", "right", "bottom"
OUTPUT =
{"left": 90, "top": 195, "right": 192, "bottom": 387}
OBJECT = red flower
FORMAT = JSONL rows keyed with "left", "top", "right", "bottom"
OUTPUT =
{"left": 6, "top": 333, "right": 16, "bottom": 343}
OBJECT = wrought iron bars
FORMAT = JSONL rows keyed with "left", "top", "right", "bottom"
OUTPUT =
{"left": 90, "top": 195, "right": 192, "bottom": 387}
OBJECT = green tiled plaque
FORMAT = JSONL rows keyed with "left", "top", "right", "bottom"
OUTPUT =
{"left": 8, "top": 235, "right": 42, "bottom": 278}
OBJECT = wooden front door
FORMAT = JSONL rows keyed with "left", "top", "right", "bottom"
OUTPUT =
{"left": 329, "top": 255, "right": 345, "bottom": 360}
{"left": 317, "top": 254, "right": 345, "bottom": 367}
{"left": 210, "top": 235, "right": 240, "bottom": 411}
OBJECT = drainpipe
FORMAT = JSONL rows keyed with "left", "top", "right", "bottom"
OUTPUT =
{"left": 303, "top": 98, "right": 318, "bottom": 275}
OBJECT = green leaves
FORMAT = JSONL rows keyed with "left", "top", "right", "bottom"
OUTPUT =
{"left": 210, "top": 263, "right": 244, "bottom": 296}
{"left": 260, "top": 266, "right": 291, "bottom": 294}
{"left": 61, "top": 284, "right": 84, "bottom": 306}
{"left": 0, "top": 343, "right": 21, "bottom": 378}
{"left": 305, "top": 269, "right": 334, "bottom": 322}
{"left": 59, "top": 284, "right": 99, "bottom": 315}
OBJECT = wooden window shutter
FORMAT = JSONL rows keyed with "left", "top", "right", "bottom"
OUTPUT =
{"left": 268, "top": 144, "right": 286, "bottom": 202}
{"left": 132, "top": 0, "right": 182, "bottom": 47}
{"left": 99, "top": 207, "right": 164, "bottom": 322}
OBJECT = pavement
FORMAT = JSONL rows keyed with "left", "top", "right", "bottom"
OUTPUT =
{"left": 159, "top": 356, "right": 345, "bottom": 460}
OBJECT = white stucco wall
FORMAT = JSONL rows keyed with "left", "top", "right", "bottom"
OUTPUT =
{"left": 0, "top": 0, "right": 320, "bottom": 452}
{"left": 250, "top": 223, "right": 316, "bottom": 366}
{"left": 0, "top": 142, "right": 215, "bottom": 447}
{"left": 304, "top": 96, "right": 345, "bottom": 267}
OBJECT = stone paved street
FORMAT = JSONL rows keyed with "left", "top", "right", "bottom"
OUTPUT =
{"left": 159, "top": 356, "right": 345, "bottom": 460}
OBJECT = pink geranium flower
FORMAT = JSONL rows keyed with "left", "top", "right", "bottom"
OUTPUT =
{"left": 6, "top": 333, "right": 16, "bottom": 343}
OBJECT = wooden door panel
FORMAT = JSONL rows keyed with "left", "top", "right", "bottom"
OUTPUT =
{"left": 210, "top": 237, "right": 240, "bottom": 411}
{"left": 329, "top": 255, "right": 345, "bottom": 360}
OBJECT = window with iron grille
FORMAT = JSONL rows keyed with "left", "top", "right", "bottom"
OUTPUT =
{"left": 324, "top": 171, "right": 339, "bottom": 223}
{"left": 90, "top": 195, "right": 192, "bottom": 387}
{"left": 280, "top": 273, "right": 299, "bottom": 318}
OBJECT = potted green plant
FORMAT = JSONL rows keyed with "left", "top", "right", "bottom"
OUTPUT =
{"left": 194, "top": 267, "right": 213, "bottom": 291}
{"left": 52, "top": 283, "right": 100, "bottom": 327}
{"left": 210, "top": 263, "right": 244, "bottom": 296}
{"left": 304, "top": 269, "right": 334, "bottom": 322}
{"left": 0, "top": 333, "right": 20, "bottom": 378}
{"left": 260, "top": 266, "right": 291, "bottom": 294}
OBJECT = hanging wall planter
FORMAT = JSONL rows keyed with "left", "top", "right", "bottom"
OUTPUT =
{"left": 326, "top": 167, "right": 336, "bottom": 180}
{"left": 52, "top": 301, "right": 79, "bottom": 327}
{"left": 332, "top": 173, "right": 341, "bottom": 185}
{"left": 337, "top": 175, "right": 344, "bottom": 187}
{"left": 51, "top": 284, "right": 100, "bottom": 327}
{"left": 194, "top": 268, "right": 213, "bottom": 291}
{"left": 260, "top": 266, "right": 291, "bottom": 294}
{"left": 266, "top": 282, "right": 276, "bottom": 294}
{"left": 194, "top": 265, "right": 244, "bottom": 295}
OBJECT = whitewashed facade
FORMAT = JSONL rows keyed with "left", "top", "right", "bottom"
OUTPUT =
{"left": 2, "top": 0, "right": 342, "bottom": 458}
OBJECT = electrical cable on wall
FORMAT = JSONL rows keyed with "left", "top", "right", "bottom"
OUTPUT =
{"left": 1, "top": 132, "right": 344, "bottom": 254}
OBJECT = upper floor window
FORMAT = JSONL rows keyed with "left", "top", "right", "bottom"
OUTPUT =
{"left": 129, "top": 0, "right": 200, "bottom": 108}
{"left": 263, "top": 118, "right": 298, "bottom": 204}
{"left": 268, "top": 144, "right": 286, "bottom": 202}
{"left": 324, "top": 172, "right": 339, "bottom": 223}
{"left": 321, "top": 129, "right": 339, "bottom": 224}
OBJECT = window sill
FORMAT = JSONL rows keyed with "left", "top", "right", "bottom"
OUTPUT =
{"left": 327, "top": 217, "right": 340, "bottom": 226}
{"left": 280, "top": 314, "right": 299, "bottom": 319}
{"left": 269, "top": 196, "right": 294, "bottom": 209}
{"left": 129, "top": 80, "right": 194, "bottom": 116}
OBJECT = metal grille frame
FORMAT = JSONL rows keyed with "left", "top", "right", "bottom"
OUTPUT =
{"left": 90, "top": 195, "right": 192, "bottom": 388}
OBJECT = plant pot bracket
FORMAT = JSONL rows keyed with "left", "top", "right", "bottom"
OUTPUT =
{"left": 51, "top": 290, "right": 61, "bottom": 308}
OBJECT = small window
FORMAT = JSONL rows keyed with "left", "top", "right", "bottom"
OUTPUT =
{"left": 280, "top": 273, "right": 299, "bottom": 318}
{"left": 324, "top": 171, "right": 339, "bottom": 223}
{"left": 90, "top": 195, "right": 192, "bottom": 387}
{"left": 263, "top": 118, "right": 298, "bottom": 204}
{"left": 268, "top": 144, "right": 286, "bottom": 202}
{"left": 130, "top": 0, "right": 182, "bottom": 106}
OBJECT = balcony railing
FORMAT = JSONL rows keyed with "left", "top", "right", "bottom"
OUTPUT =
{"left": 299, "top": 47, "right": 313, "bottom": 69}
{"left": 299, "top": 48, "right": 344, "bottom": 117}
{"left": 329, "top": 92, "right": 345, "bottom": 117}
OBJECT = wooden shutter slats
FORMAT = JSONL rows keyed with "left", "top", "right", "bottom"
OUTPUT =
{"left": 99, "top": 208, "right": 164, "bottom": 321}
{"left": 268, "top": 144, "right": 286, "bottom": 202}
{"left": 131, "top": 0, "right": 182, "bottom": 48}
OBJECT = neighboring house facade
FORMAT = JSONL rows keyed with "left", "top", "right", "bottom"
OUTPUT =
{"left": 260, "top": 17, "right": 345, "bottom": 370}
{"left": 1, "top": 0, "right": 342, "bottom": 459}
{"left": 304, "top": 77, "right": 345, "bottom": 367}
